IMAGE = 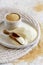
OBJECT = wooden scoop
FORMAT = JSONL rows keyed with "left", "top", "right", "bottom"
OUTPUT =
{"left": 3, "top": 30, "right": 25, "bottom": 45}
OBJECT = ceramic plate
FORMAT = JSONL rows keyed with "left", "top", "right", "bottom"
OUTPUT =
{"left": 0, "top": 7, "right": 40, "bottom": 63}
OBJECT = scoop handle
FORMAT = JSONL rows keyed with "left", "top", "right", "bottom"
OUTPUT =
{"left": 3, "top": 30, "right": 20, "bottom": 37}
{"left": 3, "top": 30, "right": 10, "bottom": 35}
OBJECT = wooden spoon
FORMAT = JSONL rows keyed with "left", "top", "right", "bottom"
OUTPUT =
{"left": 3, "top": 30, "right": 25, "bottom": 45}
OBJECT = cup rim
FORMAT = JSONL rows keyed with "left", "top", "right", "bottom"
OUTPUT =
{"left": 4, "top": 12, "right": 21, "bottom": 23}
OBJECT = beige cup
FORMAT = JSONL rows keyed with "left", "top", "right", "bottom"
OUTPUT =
{"left": 4, "top": 13, "right": 22, "bottom": 30}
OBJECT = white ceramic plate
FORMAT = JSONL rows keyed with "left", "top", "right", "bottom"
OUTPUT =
{"left": 0, "top": 7, "right": 40, "bottom": 63}
{"left": 0, "top": 8, "right": 40, "bottom": 49}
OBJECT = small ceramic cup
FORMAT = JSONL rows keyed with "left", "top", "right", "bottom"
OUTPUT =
{"left": 4, "top": 13, "right": 22, "bottom": 30}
